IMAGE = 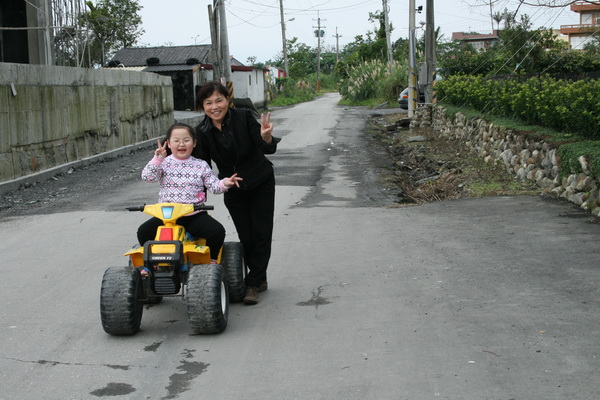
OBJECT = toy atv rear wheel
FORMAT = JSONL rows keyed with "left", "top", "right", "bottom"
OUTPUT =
{"left": 221, "top": 242, "right": 246, "bottom": 302}
{"left": 100, "top": 267, "right": 144, "bottom": 335}
{"left": 186, "top": 264, "right": 229, "bottom": 334}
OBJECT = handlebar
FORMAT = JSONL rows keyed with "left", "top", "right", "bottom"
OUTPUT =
{"left": 126, "top": 204, "right": 214, "bottom": 212}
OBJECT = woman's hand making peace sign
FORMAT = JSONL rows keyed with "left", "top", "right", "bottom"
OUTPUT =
{"left": 260, "top": 112, "right": 273, "bottom": 144}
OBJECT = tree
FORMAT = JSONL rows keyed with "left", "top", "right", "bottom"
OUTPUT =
{"left": 492, "top": 11, "right": 503, "bottom": 30}
{"left": 583, "top": 36, "right": 600, "bottom": 54}
{"left": 436, "top": 7, "right": 594, "bottom": 78}
{"left": 84, "top": 0, "right": 144, "bottom": 66}
{"left": 285, "top": 38, "right": 316, "bottom": 78}
{"left": 437, "top": 40, "right": 499, "bottom": 76}
{"left": 518, "top": 1, "right": 600, "bottom": 6}
{"left": 334, "top": 11, "right": 392, "bottom": 80}
{"left": 497, "top": 14, "right": 564, "bottom": 73}
{"left": 319, "top": 45, "right": 338, "bottom": 75}
{"left": 464, "top": 0, "right": 600, "bottom": 32}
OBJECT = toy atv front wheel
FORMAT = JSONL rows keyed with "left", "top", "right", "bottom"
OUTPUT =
{"left": 100, "top": 267, "right": 144, "bottom": 335}
{"left": 186, "top": 264, "right": 229, "bottom": 334}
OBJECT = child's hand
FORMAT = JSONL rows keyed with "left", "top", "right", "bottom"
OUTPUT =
{"left": 224, "top": 173, "right": 243, "bottom": 188}
{"left": 260, "top": 112, "right": 273, "bottom": 143}
{"left": 155, "top": 139, "right": 168, "bottom": 159}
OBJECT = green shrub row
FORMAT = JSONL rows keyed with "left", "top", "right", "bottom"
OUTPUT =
{"left": 436, "top": 75, "right": 600, "bottom": 139}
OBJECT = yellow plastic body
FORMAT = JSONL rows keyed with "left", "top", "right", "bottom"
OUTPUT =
{"left": 124, "top": 203, "right": 222, "bottom": 267}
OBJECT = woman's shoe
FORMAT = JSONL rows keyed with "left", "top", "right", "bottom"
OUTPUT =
{"left": 243, "top": 286, "right": 259, "bottom": 305}
{"left": 258, "top": 280, "right": 268, "bottom": 292}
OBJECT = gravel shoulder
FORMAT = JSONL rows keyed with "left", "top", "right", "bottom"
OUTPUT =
{"left": 366, "top": 111, "right": 542, "bottom": 205}
{"left": 0, "top": 144, "right": 155, "bottom": 219}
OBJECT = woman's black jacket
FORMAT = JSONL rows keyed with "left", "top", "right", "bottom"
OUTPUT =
{"left": 193, "top": 108, "right": 281, "bottom": 190}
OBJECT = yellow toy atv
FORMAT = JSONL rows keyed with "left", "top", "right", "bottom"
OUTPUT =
{"left": 100, "top": 203, "right": 245, "bottom": 335}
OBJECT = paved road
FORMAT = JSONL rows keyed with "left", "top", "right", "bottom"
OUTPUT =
{"left": 1, "top": 93, "right": 599, "bottom": 399}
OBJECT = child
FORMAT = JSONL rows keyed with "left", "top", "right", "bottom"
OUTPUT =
{"left": 137, "top": 122, "right": 242, "bottom": 274}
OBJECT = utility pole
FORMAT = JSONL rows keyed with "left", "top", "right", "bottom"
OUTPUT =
{"left": 333, "top": 27, "right": 341, "bottom": 64}
{"left": 43, "top": 0, "right": 53, "bottom": 65}
{"left": 313, "top": 13, "right": 325, "bottom": 91}
{"left": 207, "top": 4, "right": 221, "bottom": 81}
{"left": 489, "top": 0, "right": 494, "bottom": 32}
{"left": 408, "top": 0, "right": 418, "bottom": 117}
{"left": 383, "top": 0, "right": 393, "bottom": 73}
{"left": 216, "top": 0, "right": 233, "bottom": 106}
{"left": 279, "top": 0, "right": 290, "bottom": 77}
{"left": 424, "top": 0, "right": 436, "bottom": 104}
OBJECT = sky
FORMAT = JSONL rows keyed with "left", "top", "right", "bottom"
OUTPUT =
{"left": 136, "top": 0, "right": 580, "bottom": 64}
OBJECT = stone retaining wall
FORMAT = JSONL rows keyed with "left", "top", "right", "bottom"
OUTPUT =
{"left": 411, "top": 105, "right": 600, "bottom": 217}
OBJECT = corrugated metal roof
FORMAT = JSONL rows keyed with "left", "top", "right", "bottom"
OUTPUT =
{"left": 143, "top": 65, "right": 197, "bottom": 72}
{"left": 110, "top": 45, "right": 212, "bottom": 67}
{"left": 102, "top": 65, "right": 207, "bottom": 74}
{"left": 110, "top": 45, "right": 246, "bottom": 68}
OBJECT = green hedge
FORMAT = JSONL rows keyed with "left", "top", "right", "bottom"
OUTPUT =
{"left": 436, "top": 75, "right": 600, "bottom": 139}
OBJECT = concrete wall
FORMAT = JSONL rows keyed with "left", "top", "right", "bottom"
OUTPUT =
{"left": 0, "top": 62, "right": 174, "bottom": 184}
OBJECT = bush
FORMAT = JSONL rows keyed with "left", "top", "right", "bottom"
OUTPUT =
{"left": 304, "top": 73, "right": 337, "bottom": 92}
{"left": 268, "top": 77, "right": 317, "bottom": 106}
{"left": 338, "top": 59, "right": 408, "bottom": 104}
{"left": 557, "top": 141, "right": 600, "bottom": 179}
{"left": 437, "top": 75, "right": 600, "bottom": 139}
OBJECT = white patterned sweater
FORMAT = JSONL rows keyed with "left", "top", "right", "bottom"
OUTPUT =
{"left": 141, "top": 155, "right": 227, "bottom": 205}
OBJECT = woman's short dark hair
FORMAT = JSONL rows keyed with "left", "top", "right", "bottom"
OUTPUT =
{"left": 195, "top": 81, "right": 229, "bottom": 111}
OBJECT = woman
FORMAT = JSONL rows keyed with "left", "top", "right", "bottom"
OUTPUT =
{"left": 194, "top": 81, "right": 280, "bottom": 305}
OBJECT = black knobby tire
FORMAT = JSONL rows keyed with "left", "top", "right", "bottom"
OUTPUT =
{"left": 186, "top": 264, "right": 229, "bottom": 334}
{"left": 100, "top": 267, "right": 143, "bottom": 335}
{"left": 221, "top": 242, "right": 246, "bottom": 302}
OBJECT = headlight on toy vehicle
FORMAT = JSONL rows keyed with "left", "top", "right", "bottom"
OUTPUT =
{"left": 161, "top": 206, "right": 174, "bottom": 219}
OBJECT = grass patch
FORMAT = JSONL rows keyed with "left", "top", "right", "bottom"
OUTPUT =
{"left": 269, "top": 91, "right": 318, "bottom": 107}
{"left": 441, "top": 104, "right": 483, "bottom": 121}
{"left": 338, "top": 97, "right": 397, "bottom": 108}
{"left": 468, "top": 180, "right": 539, "bottom": 197}
{"left": 460, "top": 156, "right": 539, "bottom": 197}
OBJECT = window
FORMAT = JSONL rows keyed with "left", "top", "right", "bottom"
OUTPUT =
{"left": 582, "top": 13, "right": 592, "bottom": 24}
{"left": 471, "top": 41, "right": 485, "bottom": 52}
{"left": 571, "top": 35, "right": 593, "bottom": 49}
